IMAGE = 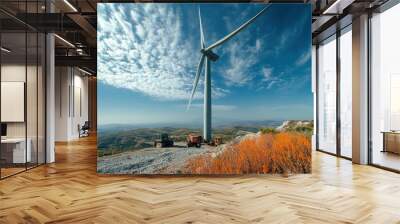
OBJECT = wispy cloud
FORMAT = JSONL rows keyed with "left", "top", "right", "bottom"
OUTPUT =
{"left": 268, "top": 104, "right": 311, "bottom": 111}
{"left": 216, "top": 6, "right": 269, "bottom": 87}
{"left": 185, "top": 103, "right": 237, "bottom": 111}
{"left": 220, "top": 33, "right": 263, "bottom": 86}
{"left": 295, "top": 50, "right": 311, "bottom": 66}
{"left": 272, "top": 11, "right": 309, "bottom": 55}
{"left": 97, "top": 4, "right": 310, "bottom": 102}
{"left": 262, "top": 67, "right": 273, "bottom": 81}
{"left": 258, "top": 66, "right": 283, "bottom": 90}
{"left": 98, "top": 4, "right": 227, "bottom": 101}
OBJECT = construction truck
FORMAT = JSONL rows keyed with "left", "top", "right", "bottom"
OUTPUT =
{"left": 187, "top": 134, "right": 202, "bottom": 148}
{"left": 154, "top": 133, "right": 174, "bottom": 148}
{"left": 213, "top": 137, "right": 223, "bottom": 146}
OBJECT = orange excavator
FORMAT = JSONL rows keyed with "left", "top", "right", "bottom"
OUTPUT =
{"left": 187, "top": 134, "right": 202, "bottom": 148}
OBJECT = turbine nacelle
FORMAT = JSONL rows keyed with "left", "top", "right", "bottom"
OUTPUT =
{"left": 200, "top": 49, "right": 219, "bottom": 62}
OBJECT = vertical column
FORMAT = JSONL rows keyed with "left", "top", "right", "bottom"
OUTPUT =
{"left": 336, "top": 30, "right": 341, "bottom": 156}
{"left": 46, "top": 0, "right": 55, "bottom": 163}
{"left": 312, "top": 45, "right": 317, "bottom": 151}
{"left": 315, "top": 45, "right": 320, "bottom": 151}
{"left": 54, "top": 67, "right": 73, "bottom": 141}
{"left": 352, "top": 14, "right": 369, "bottom": 164}
{"left": 88, "top": 76, "right": 97, "bottom": 132}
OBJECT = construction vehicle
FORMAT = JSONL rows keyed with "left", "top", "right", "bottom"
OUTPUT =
{"left": 187, "top": 134, "right": 202, "bottom": 148}
{"left": 213, "top": 137, "right": 223, "bottom": 146}
{"left": 154, "top": 133, "right": 174, "bottom": 148}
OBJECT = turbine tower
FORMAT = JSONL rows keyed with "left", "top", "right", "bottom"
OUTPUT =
{"left": 187, "top": 5, "right": 271, "bottom": 142}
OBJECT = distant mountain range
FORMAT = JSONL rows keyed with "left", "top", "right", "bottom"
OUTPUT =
{"left": 98, "top": 120, "right": 284, "bottom": 132}
{"left": 98, "top": 120, "right": 313, "bottom": 157}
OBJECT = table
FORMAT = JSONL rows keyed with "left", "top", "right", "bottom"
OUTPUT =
{"left": 1, "top": 138, "right": 31, "bottom": 164}
{"left": 381, "top": 131, "right": 400, "bottom": 154}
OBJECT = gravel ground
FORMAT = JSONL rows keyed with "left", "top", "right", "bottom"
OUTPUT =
{"left": 97, "top": 142, "right": 225, "bottom": 174}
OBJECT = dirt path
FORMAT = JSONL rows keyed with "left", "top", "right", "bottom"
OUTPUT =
{"left": 97, "top": 142, "right": 225, "bottom": 174}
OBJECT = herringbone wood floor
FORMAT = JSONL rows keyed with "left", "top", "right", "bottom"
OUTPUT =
{"left": 1, "top": 136, "right": 400, "bottom": 224}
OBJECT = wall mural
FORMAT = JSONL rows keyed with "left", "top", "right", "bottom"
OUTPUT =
{"left": 97, "top": 3, "right": 313, "bottom": 175}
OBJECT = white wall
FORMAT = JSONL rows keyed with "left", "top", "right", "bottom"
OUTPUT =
{"left": 55, "top": 67, "right": 89, "bottom": 141}
{"left": 1, "top": 65, "right": 26, "bottom": 139}
{"left": 1, "top": 82, "right": 25, "bottom": 122}
{"left": 55, "top": 66, "right": 69, "bottom": 141}
{"left": 1, "top": 63, "right": 46, "bottom": 164}
{"left": 72, "top": 73, "right": 89, "bottom": 138}
{"left": 1, "top": 64, "right": 42, "bottom": 137}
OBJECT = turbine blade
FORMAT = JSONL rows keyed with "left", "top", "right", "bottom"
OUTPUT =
{"left": 199, "top": 7, "right": 205, "bottom": 48}
{"left": 187, "top": 54, "right": 205, "bottom": 110}
{"left": 206, "top": 4, "right": 271, "bottom": 51}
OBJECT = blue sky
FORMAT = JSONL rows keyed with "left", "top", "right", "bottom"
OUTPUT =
{"left": 97, "top": 3, "right": 312, "bottom": 126}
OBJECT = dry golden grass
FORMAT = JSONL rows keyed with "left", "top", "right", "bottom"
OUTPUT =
{"left": 185, "top": 132, "right": 311, "bottom": 175}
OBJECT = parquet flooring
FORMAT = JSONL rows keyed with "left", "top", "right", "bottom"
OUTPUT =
{"left": 0, "top": 167, "right": 26, "bottom": 178}
{"left": 1, "top": 135, "right": 400, "bottom": 223}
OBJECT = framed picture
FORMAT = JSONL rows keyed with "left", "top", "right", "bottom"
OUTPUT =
{"left": 97, "top": 3, "right": 312, "bottom": 175}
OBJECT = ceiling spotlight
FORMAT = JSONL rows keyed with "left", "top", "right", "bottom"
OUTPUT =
{"left": 1, "top": 47, "right": 11, "bottom": 53}
{"left": 322, "top": 0, "right": 355, "bottom": 15}
{"left": 54, "top": 34, "right": 75, "bottom": 48}
{"left": 76, "top": 48, "right": 85, "bottom": 55}
{"left": 78, "top": 67, "right": 92, "bottom": 76}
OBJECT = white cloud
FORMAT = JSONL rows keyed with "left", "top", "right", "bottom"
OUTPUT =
{"left": 217, "top": 7, "right": 268, "bottom": 87}
{"left": 220, "top": 34, "right": 260, "bottom": 86}
{"left": 257, "top": 104, "right": 311, "bottom": 112}
{"left": 97, "top": 4, "right": 227, "bottom": 101}
{"left": 255, "top": 39, "right": 262, "bottom": 51}
{"left": 295, "top": 50, "right": 311, "bottom": 66}
{"left": 262, "top": 67, "right": 273, "bottom": 81}
{"left": 274, "top": 32, "right": 289, "bottom": 54}
{"left": 259, "top": 66, "right": 283, "bottom": 90}
{"left": 187, "top": 104, "right": 237, "bottom": 111}
{"left": 272, "top": 13, "right": 309, "bottom": 55}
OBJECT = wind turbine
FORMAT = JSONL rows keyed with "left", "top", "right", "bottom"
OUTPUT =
{"left": 187, "top": 4, "right": 271, "bottom": 142}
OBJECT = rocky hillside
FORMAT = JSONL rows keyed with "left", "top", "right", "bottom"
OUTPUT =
{"left": 276, "top": 120, "right": 313, "bottom": 133}
{"left": 98, "top": 120, "right": 313, "bottom": 157}
{"left": 98, "top": 126, "right": 262, "bottom": 156}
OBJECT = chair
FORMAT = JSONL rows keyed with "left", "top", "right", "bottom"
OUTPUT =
{"left": 79, "top": 121, "right": 90, "bottom": 138}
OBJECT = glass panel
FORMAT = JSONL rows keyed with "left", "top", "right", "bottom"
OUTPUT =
{"left": 0, "top": 1, "right": 46, "bottom": 178}
{"left": 371, "top": 4, "right": 400, "bottom": 171}
{"left": 340, "top": 27, "right": 352, "bottom": 158}
{"left": 38, "top": 32, "right": 45, "bottom": 165}
{"left": 27, "top": 31, "right": 38, "bottom": 169}
{"left": 26, "top": 0, "right": 39, "bottom": 169}
{"left": 318, "top": 36, "right": 337, "bottom": 154}
{"left": 1, "top": 31, "right": 27, "bottom": 177}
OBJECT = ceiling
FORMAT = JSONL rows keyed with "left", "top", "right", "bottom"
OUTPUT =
{"left": 1, "top": 0, "right": 98, "bottom": 74}
{"left": 0, "top": 0, "right": 392, "bottom": 75}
